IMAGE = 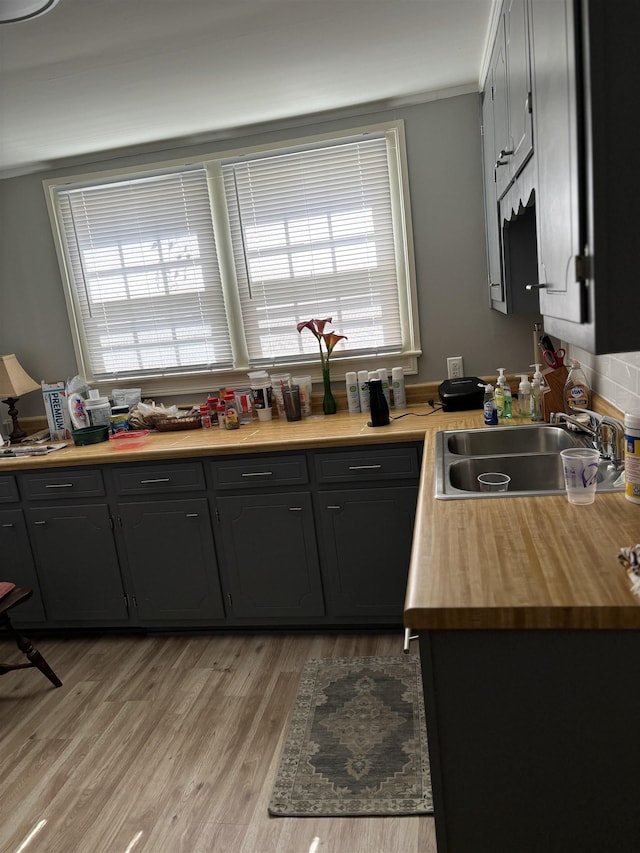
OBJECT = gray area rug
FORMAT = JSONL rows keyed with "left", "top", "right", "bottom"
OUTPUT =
{"left": 268, "top": 655, "right": 432, "bottom": 817}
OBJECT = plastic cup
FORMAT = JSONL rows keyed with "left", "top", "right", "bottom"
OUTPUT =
{"left": 477, "top": 472, "right": 511, "bottom": 492}
{"left": 283, "top": 386, "right": 302, "bottom": 422}
{"left": 256, "top": 407, "right": 272, "bottom": 422}
{"left": 234, "top": 389, "right": 253, "bottom": 424}
{"left": 560, "top": 447, "right": 600, "bottom": 504}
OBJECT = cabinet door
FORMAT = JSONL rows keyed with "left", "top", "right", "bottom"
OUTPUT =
{"left": 482, "top": 87, "right": 506, "bottom": 310}
{"left": 317, "top": 486, "right": 418, "bottom": 618}
{"left": 530, "top": 0, "right": 583, "bottom": 323}
{"left": 506, "top": 0, "right": 533, "bottom": 178}
{"left": 215, "top": 492, "right": 324, "bottom": 619}
{"left": 27, "top": 504, "right": 128, "bottom": 624}
{"left": 490, "top": 14, "right": 511, "bottom": 199}
{"left": 118, "top": 498, "right": 225, "bottom": 623}
{"left": 0, "top": 509, "right": 46, "bottom": 624}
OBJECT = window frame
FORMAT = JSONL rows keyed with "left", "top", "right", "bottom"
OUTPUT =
{"left": 43, "top": 121, "right": 421, "bottom": 397}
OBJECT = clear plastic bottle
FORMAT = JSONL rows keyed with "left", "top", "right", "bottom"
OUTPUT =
{"left": 563, "top": 360, "right": 591, "bottom": 412}
{"left": 224, "top": 393, "right": 239, "bottom": 429}
{"left": 483, "top": 383, "right": 498, "bottom": 425}
{"left": 502, "top": 378, "right": 513, "bottom": 419}
{"left": 494, "top": 369, "right": 506, "bottom": 418}
{"left": 518, "top": 375, "right": 532, "bottom": 419}
{"left": 530, "top": 377, "right": 543, "bottom": 421}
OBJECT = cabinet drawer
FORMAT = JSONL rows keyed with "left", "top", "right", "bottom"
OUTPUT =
{"left": 212, "top": 455, "right": 308, "bottom": 489}
{"left": 315, "top": 446, "right": 420, "bottom": 483}
{"left": 22, "top": 469, "right": 105, "bottom": 500}
{"left": 113, "top": 462, "right": 205, "bottom": 495}
{"left": 0, "top": 475, "right": 18, "bottom": 503}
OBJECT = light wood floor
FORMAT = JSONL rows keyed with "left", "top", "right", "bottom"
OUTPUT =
{"left": 0, "top": 631, "right": 436, "bottom": 853}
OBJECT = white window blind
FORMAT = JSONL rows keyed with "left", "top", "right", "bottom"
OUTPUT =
{"left": 56, "top": 169, "right": 232, "bottom": 382}
{"left": 223, "top": 135, "right": 403, "bottom": 366}
{"left": 47, "top": 122, "right": 419, "bottom": 389}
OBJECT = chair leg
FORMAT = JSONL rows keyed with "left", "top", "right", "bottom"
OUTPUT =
{"left": 0, "top": 613, "right": 62, "bottom": 688}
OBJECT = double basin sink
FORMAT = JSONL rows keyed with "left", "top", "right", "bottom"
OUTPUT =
{"left": 435, "top": 424, "right": 624, "bottom": 499}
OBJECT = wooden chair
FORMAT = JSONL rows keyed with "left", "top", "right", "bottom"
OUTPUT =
{"left": 0, "top": 584, "right": 62, "bottom": 688}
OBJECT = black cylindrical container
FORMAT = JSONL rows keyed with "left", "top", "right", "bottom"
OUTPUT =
{"left": 368, "top": 378, "right": 390, "bottom": 427}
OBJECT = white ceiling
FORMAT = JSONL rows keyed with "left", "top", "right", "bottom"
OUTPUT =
{"left": 0, "top": 0, "right": 495, "bottom": 179}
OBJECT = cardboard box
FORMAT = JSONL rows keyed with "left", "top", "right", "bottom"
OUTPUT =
{"left": 42, "top": 381, "right": 72, "bottom": 440}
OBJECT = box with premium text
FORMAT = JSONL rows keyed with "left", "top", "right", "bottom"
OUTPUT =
{"left": 42, "top": 381, "right": 72, "bottom": 440}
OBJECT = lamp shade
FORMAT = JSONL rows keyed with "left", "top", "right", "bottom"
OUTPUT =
{"left": 0, "top": 354, "right": 40, "bottom": 398}
{"left": 0, "top": 0, "right": 60, "bottom": 24}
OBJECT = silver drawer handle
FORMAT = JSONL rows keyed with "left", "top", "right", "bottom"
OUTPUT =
{"left": 288, "top": 507, "right": 302, "bottom": 511}
{"left": 34, "top": 520, "right": 46, "bottom": 525}
{"left": 348, "top": 465, "right": 382, "bottom": 470}
{"left": 403, "top": 627, "right": 418, "bottom": 654}
{"left": 140, "top": 478, "right": 170, "bottom": 484}
{"left": 326, "top": 505, "right": 341, "bottom": 510}
{"left": 241, "top": 471, "right": 273, "bottom": 477}
{"left": 1, "top": 523, "right": 14, "bottom": 528}
{"left": 45, "top": 483, "right": 74, "bottom": 488}
{"left": 185, "top": 513, "right": 199, "bottom": 518}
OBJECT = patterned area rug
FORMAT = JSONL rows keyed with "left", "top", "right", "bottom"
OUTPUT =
{"left": 268, "top": 655, "right": 432, "bottom": 817}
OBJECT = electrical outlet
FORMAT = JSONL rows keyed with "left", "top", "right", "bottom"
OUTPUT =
{"left": 447, "top": 356, "right": 464, "bottom": 379}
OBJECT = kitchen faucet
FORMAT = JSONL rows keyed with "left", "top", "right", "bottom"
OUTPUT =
{"left": 550, "top": 408, "right": 625, "bottom": 468}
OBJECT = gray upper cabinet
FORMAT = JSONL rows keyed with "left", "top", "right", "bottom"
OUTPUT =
{"left": 482, "top": 0, "right": 535, "bottom": 313}
{"left": 530, "top": 0, "right": 582, "bottom": 325}
{"left": 529, "top": 0, "right": 640, "bottom": 353}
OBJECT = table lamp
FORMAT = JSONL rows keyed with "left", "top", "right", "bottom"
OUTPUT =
{"left": 0, "top": 354, "right": 40, "bottom": 440}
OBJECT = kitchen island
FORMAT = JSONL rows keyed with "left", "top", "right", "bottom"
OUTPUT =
{"left": 404, "top": 408, "right": 640, "bottom": 853}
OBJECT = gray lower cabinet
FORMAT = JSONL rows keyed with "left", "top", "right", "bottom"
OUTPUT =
{"left": 215, "top": 492, "right": 325, "bottom": 619}
{"left": 317, "top": 486, "right": 418, "bottom": 618}
{"left": 117, "top": 498, "right": 225, "bottom": 624}
{"left": 0, "top": 508, "right": 46, "bottom": 624}
{"left": 27, "top": 504, "right": 128, "bottom": 624}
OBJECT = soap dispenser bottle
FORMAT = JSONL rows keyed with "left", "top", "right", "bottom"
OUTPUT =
{"left": 518, "top": 374, "right": 532, "bottom": 419}
{"left": 564, "top": 360, "right": 591, "bottom": 412}
{"left": 495, "top": 369, "right": 506, "bottom": 418}
{"left": 531, "top": 376, "right": 543, "bottom": 421}
{"left": 483, "top": 383, "right": 498, "bottom": 425}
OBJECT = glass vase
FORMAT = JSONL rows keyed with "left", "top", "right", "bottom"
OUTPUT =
{"left": 322, "top": 365, "right": 337, "bottom": 415}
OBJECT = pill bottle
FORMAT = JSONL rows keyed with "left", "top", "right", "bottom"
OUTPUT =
{"left": 624, "top": 412, "right": 640, "bottom": 505}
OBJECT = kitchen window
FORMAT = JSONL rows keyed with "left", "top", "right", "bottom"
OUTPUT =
{"left": 44, "top": 122, "right": 420, "bottom": 394}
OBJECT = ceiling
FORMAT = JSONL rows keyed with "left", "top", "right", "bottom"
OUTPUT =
{"left": 0, "top": 0, "right": 495, "bottom": 180}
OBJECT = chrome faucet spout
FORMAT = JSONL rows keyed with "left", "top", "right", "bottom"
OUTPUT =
{"left": 550, "top": 408, "right": 625, "bottom": 468}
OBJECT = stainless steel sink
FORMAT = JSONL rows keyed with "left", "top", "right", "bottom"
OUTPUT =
{"left": 446, "top": 424, "right": 576, "bottom": 456}
{"left": 435, "top": 424, "right": 625, "bottom": 499}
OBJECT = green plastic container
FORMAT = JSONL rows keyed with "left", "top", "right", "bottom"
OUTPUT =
{"left": 71, "top": 426, "right": 109, "bottom": 446}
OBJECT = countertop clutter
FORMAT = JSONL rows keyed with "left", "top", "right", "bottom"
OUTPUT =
{"left": 5, "top": 387, "right": 639, "bottom": 629}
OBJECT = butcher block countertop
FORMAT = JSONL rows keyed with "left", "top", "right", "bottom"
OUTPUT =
{"left": 404, "top": 400, "right": 640, "bottom": 632}
{"left": 4, "top": 390, "right": 640, "bottom": 630}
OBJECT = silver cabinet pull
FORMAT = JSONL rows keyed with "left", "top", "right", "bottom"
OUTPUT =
{"left": 403, "top": 627, "right": 418, "bottom": 654}
{"left": 288, "top": 506, "right": 302, "bottom": 511}
{"left": 1, "top": 523, "right": 14, "bottom": 528}
{"left": 326, "top": 505, "right": 341, "bottom": 510}
{"left": 33, "top": 520, "right": 46, "bottom": 525}
{"left": 45, "top": 483, "right": 74, "bottom": 488}
{"left": 140, "top": 478, "right": 170, "bottom": 484}
{"left": 241, "top": 471, "right": 273, "bottom": 477}
{"left": 185, "top": 513, "right": 199, "bottom": 518}
{"left": 348, "top": 464, "right": 382, "bottom": 471}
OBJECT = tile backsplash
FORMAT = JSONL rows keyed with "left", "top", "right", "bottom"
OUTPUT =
{"left": 566, "top": 345, "right": 640, "bottom": 415}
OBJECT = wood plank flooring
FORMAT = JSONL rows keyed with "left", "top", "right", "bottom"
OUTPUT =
{"left": 0, "top": 631, "right": 436, "bottom": 853}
